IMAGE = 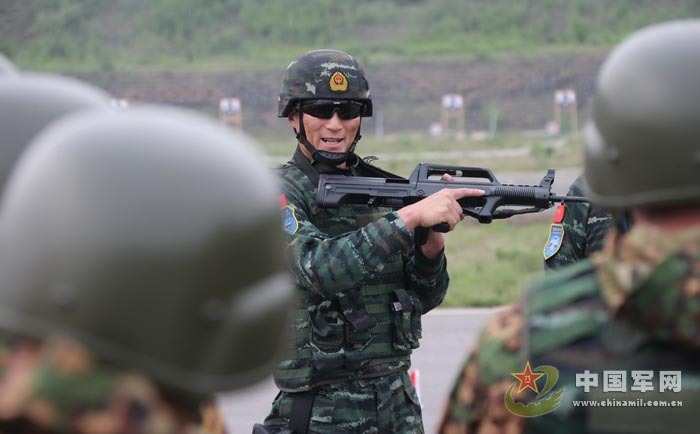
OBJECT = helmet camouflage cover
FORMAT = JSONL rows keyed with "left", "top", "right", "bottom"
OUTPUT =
{"left": 585, "top": 20, "right": 700, "bottom": 208}
{"left": 278, "top": 49, "right": 372, "bottom": 117}
{"left": 0, "top": 106, "right": 294, "bottom": 397}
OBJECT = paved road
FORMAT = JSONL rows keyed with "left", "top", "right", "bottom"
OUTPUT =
{"left": 218, "top": 307, "right": 503, "bottom": 434}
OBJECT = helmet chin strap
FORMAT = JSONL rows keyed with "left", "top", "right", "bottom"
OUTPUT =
{"left": 295, "top": 111, "right": 361, "bottom": 167}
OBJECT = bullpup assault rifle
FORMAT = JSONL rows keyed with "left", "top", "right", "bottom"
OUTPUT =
{"left": 316, "top": 163, "right": 588, "bottom": 241}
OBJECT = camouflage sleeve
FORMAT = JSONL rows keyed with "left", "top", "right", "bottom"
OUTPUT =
{"left": 282, "top": 178, "right": 414, "bottom": 298}
{"left": 439, "top": 305, "right": 525, "bottom": 434}
{"left": 545, "top": 177, "right": 590, "bottom": 270}
{"left": 405, "top": 247, "right": 449, "bottom": 313}
{"left": 583, "top": 204, "right": 614, "bottom": 255}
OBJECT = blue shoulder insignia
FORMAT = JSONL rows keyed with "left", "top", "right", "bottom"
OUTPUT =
{"left": 543, "top": 223, "right": 564, "bottom": 260}
{"left": 282, "top": 205, "right": 299, "bottom": 235}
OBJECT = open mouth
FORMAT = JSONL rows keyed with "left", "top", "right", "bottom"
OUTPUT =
{"left": 321, "top": 138, "right": 344, "bottom": 144}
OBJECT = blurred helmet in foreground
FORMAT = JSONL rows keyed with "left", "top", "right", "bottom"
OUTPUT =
{"left": 585, "top": 20, "right": 700, "bottom": 208}
{"left": 0, "top": 73, "right": 109, "bottom": 196}
{"left": 0, "top": 106, "right": 293, "bottom": 399}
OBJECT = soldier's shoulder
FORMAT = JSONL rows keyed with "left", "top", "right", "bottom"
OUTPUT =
{"left": 0, "top": 339, "right": 186, "bottom": 432}
{"left": 562, "top": 176, "right": 591, "bottom": 218}
{"left": 473, "top": 305, "right": 527, "bottom": 384}
{"left": 527, "top": 259, "right": 599, "bottom": 309}
{"left": 278, "top": 167, "right": 316, "bottom": 218}
{"left": 277, "top": 161, "right": 311, "bottom": 198}
{"left": 277, "top": 160, "right": 300, "bottom": 178}
{"left": 525, "top": 260, "right": 611, "bottom": 355}
{"left": 567, "top": 175, "right": 587, "bottom": 197}
{"left": 355, "top": 157, "right": 403, "bottom": 179}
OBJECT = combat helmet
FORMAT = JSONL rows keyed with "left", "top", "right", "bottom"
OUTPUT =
{"left": 585, "top": 20, "right": 700, "bottom": 208}
{"left": 0, "top": 73, "right": 109, "bottom": 196}
{"left": 279, "top": 49, "right": 372, "bottom": 166}
{"left": 0, "top": 106, "right": 294, "bottom": 398}
{"left": 0, "top": 53, "right": 17, "bottom": 76}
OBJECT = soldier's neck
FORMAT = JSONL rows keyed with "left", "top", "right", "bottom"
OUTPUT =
{"left": 298, "top": 144, "right": 349, "bottom": 170}
{"left": 633, "top": 206, "right": 700, "bottom": 232}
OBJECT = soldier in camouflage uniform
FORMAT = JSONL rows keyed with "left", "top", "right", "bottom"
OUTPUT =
{"left": 441, "top": 20, "right": 700, "bottom": 434}
{"left": 543, "top": 176, "right": 631, "bottom": 269}
{"left": 260, "top": 49, "right": 483, "bottom": 433}
{"left": 0, "top": 105, "right": 294, "bottom": 433}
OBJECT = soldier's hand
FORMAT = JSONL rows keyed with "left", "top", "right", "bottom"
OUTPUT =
{"left": 417, "top": 173, "right": 465, "bottom": 258}
{"left": 397, "top": 187, "right": 484, "bottom": 231}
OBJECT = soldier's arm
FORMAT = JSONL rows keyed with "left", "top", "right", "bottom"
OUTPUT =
{"left": 282, "top": 178, "right": 414, "bottom": 298}
{"left": 404, "top": 245, "right": 449, "bottom": 313}
{"left": 439, "top": 305, "right": 525, "bottom": 434}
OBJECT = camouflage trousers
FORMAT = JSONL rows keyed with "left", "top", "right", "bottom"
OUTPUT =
{"left": 262, "top": 371, "right": 424, "bottom": 434}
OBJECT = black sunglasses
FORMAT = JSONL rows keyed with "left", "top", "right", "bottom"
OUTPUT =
{"left": 299, "top": 100, "right": 365, "bottom": 120}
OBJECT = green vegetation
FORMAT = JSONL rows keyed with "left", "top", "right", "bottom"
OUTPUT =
{"left": 442, "top": 220, "right": 551, "bottom": 306}
{"left": 262, "top": 131, "right": 583, "bottom": 176}
{"left": 3, "top": 0, "right": 698, "bottom": 72}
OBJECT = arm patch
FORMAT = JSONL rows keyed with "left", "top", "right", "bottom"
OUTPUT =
{"left": 282, "top": 205, "right": 299, "bottom": 235}
{"left": 543, "top": 224, "right": 565, "bottom": 260}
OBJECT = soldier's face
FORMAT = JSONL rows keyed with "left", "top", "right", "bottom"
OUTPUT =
{"left": 289, "top": 110, "right": 360, "bottom": 154}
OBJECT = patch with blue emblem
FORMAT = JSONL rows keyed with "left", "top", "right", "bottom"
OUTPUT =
{"left": 282, "top": 205, "right": 299, "bottom": 235}
{"left": 543, "top": 223, "right": 564, "bottom": 260}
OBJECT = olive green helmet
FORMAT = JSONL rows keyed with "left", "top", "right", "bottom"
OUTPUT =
{"left": 0, "top": 53, "right": 17, "bottom": 76}
{"left": 278, "top": 49, "right": 372, "bottom": 118}
{"left": 0, "top": 73, "right": 109, "bottom": 196}
{"left": 585, "top": 20, "right": 700, "bottom": 208}
{"left": 0, "top": 106, "right": 293, "bottom": 396}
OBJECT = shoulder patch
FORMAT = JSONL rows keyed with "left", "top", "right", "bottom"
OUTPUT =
{"left": 281, "top": 205, "right": 299, "bottom": 235}
{"left": 543, "top": 224, "right": 565, "bottom": 260}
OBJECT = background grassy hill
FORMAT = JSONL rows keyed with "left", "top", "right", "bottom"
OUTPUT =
{"left": 2, "top": 0, "right": 698, "bottom": 72}
{"left": 4, "top": 0, "right": 695, "bottom": 138}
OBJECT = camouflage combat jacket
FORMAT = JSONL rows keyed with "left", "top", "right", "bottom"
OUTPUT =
{"left": 544, "top": 176, "right": 620, "bottom": 269}
{"left": 275, "top": 149, "right": 449, "bottom": 392}
{"left": 0, "top": 336, "right": 226, "bottom": 434}
{"left": 441, "top": 223, "right": 700, "bottom": 434}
